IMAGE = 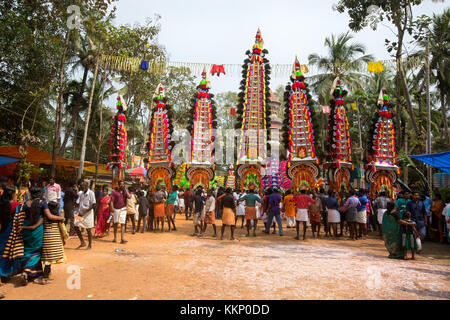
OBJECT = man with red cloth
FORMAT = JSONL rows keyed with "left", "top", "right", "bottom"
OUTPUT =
{"left": 292, "top": 187, "right": 315, "bottom": 240}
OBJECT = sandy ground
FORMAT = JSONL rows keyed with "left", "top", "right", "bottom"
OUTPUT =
{"left": 1, "top": 217, "right": 449, "bottom": 300}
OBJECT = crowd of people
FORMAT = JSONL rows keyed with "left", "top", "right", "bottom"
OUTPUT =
{"left": 0, "top": 177, "right": 449, "bottom": 298}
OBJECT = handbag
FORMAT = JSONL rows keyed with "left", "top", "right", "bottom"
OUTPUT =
{"left": 415, "top": 237, "right": 422, "bottom": 251}
{"left": 60, "top": 222, "right": 69, "bottom": 240}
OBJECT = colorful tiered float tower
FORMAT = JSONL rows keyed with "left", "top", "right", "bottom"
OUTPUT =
{"left": 366, "top": 90, "right": 400, "bottom": 199}
{"left": 185, "top": 68, "right": 216, "bottom": 190}
{"left": 282, "top": 57, "right": 320, "bottom": 192}
{"left": 106, "top": 96, "right": 130, "bottom": 189}
{"left": 262, "top": 159, "right": 281, "bottom": 191}
{"left": 324, "top": 78, "right": 353, "bottom": 193}
{"left": 225, "top": 165, "right": 236, "bottom": 190}
{"left": 236, "top": 29, "right": 271, "bottom": 191}
{"left": 145, "top": 84, "right": 175, "bottom": 192}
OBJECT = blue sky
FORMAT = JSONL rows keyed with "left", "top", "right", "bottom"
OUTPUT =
{"left": 112, "top": 0, "right": 448, "bottom": 93}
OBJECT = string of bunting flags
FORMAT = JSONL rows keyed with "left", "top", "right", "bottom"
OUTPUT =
{"left": 99, "top": 54, "right": 425, "bottom": 78}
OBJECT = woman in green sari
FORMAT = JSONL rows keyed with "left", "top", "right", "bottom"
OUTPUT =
{"left": 382, "top": 201, "right": 416, "bottom": 259}
{"left": 19, "top": 187, "right": 48, "bottom": 285}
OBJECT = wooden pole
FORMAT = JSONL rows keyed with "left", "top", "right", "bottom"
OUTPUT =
{"left": 94, "top": 69, "right": 107, "bottom": 186}
{"left": 78, "top": 46, "right": 101, "bottom": 180}
{"left": 357, "top": 98, "right": 364, "bottom": 189}
{"left": 51, "top": 29, "right": 71, "bottom": 177}
{"left": 426, "top": 41, "right": 432, "bottom": 195}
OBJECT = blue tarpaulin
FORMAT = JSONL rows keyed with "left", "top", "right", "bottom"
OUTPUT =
{"left": 410, "top": 151, "right": 450, "bottom": 173}
{"left": 0, "top": 156, "right": 19, "bottom": 166}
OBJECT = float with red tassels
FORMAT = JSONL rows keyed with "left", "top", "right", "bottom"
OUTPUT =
{"left": 106, "top": 95, "right": 129, "bottom": 189}
{"left": 283, "top": 56, "right": 320, "bottom": 192}
{"left": 365, "top": 89, "right": 400, "bottom": 200}
{"left": 323, "top": 78, "right": 353, "bottom": 194}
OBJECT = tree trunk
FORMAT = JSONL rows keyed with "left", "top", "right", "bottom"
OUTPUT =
{"left": 72, "top": 118, "right": 77, "bottom": 160}
{"left": 51, "top": 29, "right": 71, "bottom": 177}
{"left": 396, "top": 58, "right": 421, "bottom": 138}
{"left": 59, "top": 65, "right": 90, "bottom": 156}
{"left": 439, "top": 85, "right": 450, "bottom": 144}
{"left": 404, "top": 133, "right": 408, "bottom": 185}
{"left": 78, "top": 48, "right": 101, "bottom": 180}
{"left": 94, "top": 70, "right": 107, "bottom": 185}
{"left": 395, "top": 73, "right": 403, "bottom": 148}
{"left": 394, "top": 11, "right": 421, "bottom": 139}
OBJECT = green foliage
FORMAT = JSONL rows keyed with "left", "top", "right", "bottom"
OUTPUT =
{"left": 215, "top": 91, "right": 239, "bottom": 129}
{"left": 308, "top": 32, "right": 374, "bottom": 102}
{"left": 336, "top": 1, "right": 423, "bottom": 32}
{"left": 243, "top": 172, "right": 260, "bottom": 188}
{"left": 161, "top": 66, "right": 197, "bottom": 128}
{"left": 15, "top": 161, "right": 33, "bottom": 182}
{"left": 0, "top": 0, "right": 116, "bottom": 147}
{"left": 439, "top": 188, "right": 450, "bottom": 202}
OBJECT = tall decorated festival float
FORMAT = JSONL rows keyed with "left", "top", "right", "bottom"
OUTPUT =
{"left": 235, "top": 29, "right": 271, "bottom": 192}
{"left": 106, "top": 95, "right": 130, "bottom": 188}
{"left": 225, "top": 165, "right": 236, "bottom": 190}
{"left": 145, "top": 84, "right": 175, "bottom": 192}
{"left": 365, "top": 90, "right": 400, "bottom": 199}
{"left": 324, "top": 78, "right": 353, "bottom": 193}
{"left": 185, "top": 67, "right": 217, "bottom": 190}
{"left": 282, "top": 57, "right": 321, "bottom": 192}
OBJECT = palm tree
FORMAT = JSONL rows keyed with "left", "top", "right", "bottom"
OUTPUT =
{"left": 83, "top": 73, "right": 115, "bottom": 168}
{"left": 419, "top": 9, "right": 450, "bottom": 144}
{"left": 58, "top": 32, "right": 96, "bottom": 156}
{"left": 308, "top": 32, "right": 374, "bottom": 104}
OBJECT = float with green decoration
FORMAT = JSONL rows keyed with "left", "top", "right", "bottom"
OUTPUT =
{"left": 324, "top": 78, "right": 353, "bottom": 193}
{"left": 185, "top": 67, "right": 216, "bottom": 190}
{"left": 144, "top": 84, "right": 175, "bottom": 192}
{"left": 236, "top": 29, "right": 271, "bottom": 192}
{"left": 365, "top": 89, "right": 399, "bottom": 199}
{"left": 283, "top": 57, "right": 320, "bottom": 192}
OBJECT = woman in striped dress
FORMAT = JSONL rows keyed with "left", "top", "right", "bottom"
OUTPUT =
{"left": 41, "top": 195, "right": 65, "bottom": 280}
{"left": 0, "top": 186, "right": 22, "bottom": 282}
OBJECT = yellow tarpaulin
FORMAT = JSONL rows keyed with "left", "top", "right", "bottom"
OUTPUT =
{"left": 368, "top": 61, "right": 384, "bottom": 73}
{"left": 84, "top": 164, "right": 110, "bottom": 175}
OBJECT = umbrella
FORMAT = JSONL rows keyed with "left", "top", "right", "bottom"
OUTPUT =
{"left": 126, "top": 167, "right": 147, "bottom": 177}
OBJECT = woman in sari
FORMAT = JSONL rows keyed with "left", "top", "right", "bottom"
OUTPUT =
{"left": 20, "top": 187, "right": 46, "bottom": 284}
{"left": 382, "top": 201, "right": 417, "bottom": 259}
{"left": 95, "top": 185, "right": 111, "bottom": 238}
{"left": 40, "top": 189, "right": 65, "bottom": 280}
{"left": 0, "top": 186, "right": 23, "bottom": 282}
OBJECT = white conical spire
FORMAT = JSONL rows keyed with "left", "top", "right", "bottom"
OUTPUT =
{"left": 154, "top": 83, "right": 164, "bottom": 97}
{"left": 330, "top": 77, "right": 340, "bottom": 95}
{"left": 255, "top": 28, "right": 264, "bottom": 47}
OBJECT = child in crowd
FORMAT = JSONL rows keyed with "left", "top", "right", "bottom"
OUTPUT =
{"left": 137, "top": 191, "right": 149, "bottom": 233}
{"left": 402, "top": 211, "right": 421, "bottom": 260}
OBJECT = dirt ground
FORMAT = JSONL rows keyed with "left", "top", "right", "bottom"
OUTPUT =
{"left": 1, "top": 217, "right": 449, "bottom": 300}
